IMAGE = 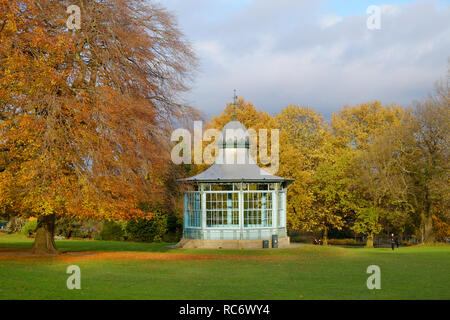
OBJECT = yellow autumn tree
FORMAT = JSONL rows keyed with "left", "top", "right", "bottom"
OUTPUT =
{"left": 331, "top": 101, "right": 410, "bottom": 150}
{"left": 275, "top": 107, "right": 319, "bottom": 230}
{"left": 200, "top": 98, "right": 282, "bottom": 171}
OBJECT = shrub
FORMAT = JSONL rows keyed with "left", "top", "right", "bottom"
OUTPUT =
{"left": 93, "top": 233, "right": 102, "bottom": 241}
{"left": 162, "top": 231, "right": 182, "bottom": 243}
{"left": 21, "top": 220, "right": 37, "bottom": 236}
{"left": 327, "top": 239, "right": 365, "bottom": 246}
{"left": 167, "top": 215, "right": 180, "bottom": 233}
{"left": 81, "top": 220, "right": 103, "bottom": 239}
{"left": 126, "top": 211, "right": 168, "bottom": 242}
{"left": 55, "top": 218, "right": 102, "bottom": 239}
{"left": 55, "top": 218, "right": 84, "bottom": 238}
{"left": 288, "top": 230, "right": 315, "bottom": 243}
{"left": 290, "top": 234, "right": 310, "bottom": 243}
{"left": 99, "top": 220, "right": 125, "bottom": 241}
{"left": 5, "top": 217, "right": 28, "bottom": 234}
{"left": 165, "top": 215, "right": 183, "bottom": 241}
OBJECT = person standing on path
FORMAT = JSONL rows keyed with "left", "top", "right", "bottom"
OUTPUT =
{"left": 390, "top": 233, "right": 395, "bottom": 251}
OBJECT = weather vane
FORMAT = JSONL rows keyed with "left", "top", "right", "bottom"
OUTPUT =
{"left": 232, "top": 89, "right": 237, "bottom": 121}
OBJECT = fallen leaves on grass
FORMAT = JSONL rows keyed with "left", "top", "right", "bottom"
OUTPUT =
{"left": 0, "top": 249, "right": 294, "bottom": 263}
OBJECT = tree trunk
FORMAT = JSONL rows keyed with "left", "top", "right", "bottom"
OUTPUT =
{"left": 421, "top": 211, "right": 434, "bottom": 244}
{"left": 323, "top": 227, "right": 328, "bottom": 246}
{"left": 365, "top": 233, "right": 374, "bottom": 248}
{"left": 31, "top": 214, "right": 59, "bottom": 255}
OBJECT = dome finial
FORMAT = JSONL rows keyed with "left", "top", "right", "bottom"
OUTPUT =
{"left": 232, "top": 89, "right": 237, "bottom": 121}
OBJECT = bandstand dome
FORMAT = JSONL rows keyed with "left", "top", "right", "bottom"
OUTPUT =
{"left": 176, "top": 119, "right": 294, "bottom": 249}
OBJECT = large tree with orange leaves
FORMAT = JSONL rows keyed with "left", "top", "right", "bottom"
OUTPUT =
{"left": 0, "top": 0, "right": 196, "bottom": 253}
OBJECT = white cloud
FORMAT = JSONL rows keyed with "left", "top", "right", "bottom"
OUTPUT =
{"left": 164, "top": 0, "right": 450, "bottom": 118}
{"left": 319, "top": 14, "right": 343, "bottom": 29}
{"left": 381, "top": 4, "right": 401, "bottom": 15}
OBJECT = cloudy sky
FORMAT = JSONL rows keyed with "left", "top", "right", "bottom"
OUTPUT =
{"left": 159, "top": 0, "right": 450, "bottom": 119}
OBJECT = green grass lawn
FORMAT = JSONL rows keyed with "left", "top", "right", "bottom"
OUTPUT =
{"left": 0, "top": 233, "right": 449, "bottom": 300}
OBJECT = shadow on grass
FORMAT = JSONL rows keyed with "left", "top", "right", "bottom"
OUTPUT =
{"left": 55, "top": 240, "right": 174, "bottom": 253}
{"left": 0, "top": 233, "right": 175, "bottom": 253}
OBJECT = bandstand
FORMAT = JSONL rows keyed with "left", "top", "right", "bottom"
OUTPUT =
{"left": 177, "top": 117, "right": 293, "bottom": 249}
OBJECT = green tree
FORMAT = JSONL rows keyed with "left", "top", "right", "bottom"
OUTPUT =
{"left": 307, "top": 148, "right": 355, "bottom": 245}
{"left": 275, "top": 106, "right": 328, "bottom": 231}
{"left": 352, "top": 208, "right": 383, "bottom": 248}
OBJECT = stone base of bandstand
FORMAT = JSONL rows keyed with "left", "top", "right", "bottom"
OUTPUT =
{"left": 175, "top": 237, "right": 290, "bottom": 249}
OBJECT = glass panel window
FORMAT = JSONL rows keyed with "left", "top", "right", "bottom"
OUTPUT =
{"left": 278, "top": 191, "right": 286, "bottom": 228}
{"left": 211, "top": 184, "right": 233, "bottom": 191}
{"left": 243, "top": 192, "right": 272, "bottom": 227}
{"left": 248, "top": 184, "right": 270, "bottom": 191}
{"left": 185, "top": 192, "right": 201, "bottom": 227}
{"left": 233, "top": 183, "right": 242, "bottom": 191}
{"left": 206, "top": 192, "right": 239, "bottom": 227}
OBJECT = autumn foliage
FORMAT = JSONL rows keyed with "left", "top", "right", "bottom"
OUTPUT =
{"left": 202, "top": 82, "right": 449, "bottom": 246}
{"left": 0, "top": 0, "right": 196, "bottom": 253}
{"left": 0, "top": 1, "right": 448, "bottom": 253}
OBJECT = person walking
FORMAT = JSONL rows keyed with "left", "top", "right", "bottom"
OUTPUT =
{"left": 390, "top": 233, "right": 395, "bottom": 251}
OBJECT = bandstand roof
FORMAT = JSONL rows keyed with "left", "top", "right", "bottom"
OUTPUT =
{"left": 180, "top": 120, "right": 294, "bottom": 184}
{"left": 182, "top": 163, "right": 293, "bottom": 183}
